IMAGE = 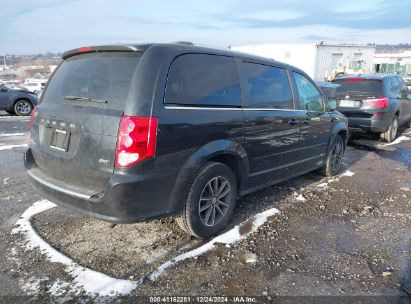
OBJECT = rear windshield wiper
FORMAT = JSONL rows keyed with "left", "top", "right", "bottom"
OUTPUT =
{"left": 64, "top": 95, "right": 108, "bottom": 103}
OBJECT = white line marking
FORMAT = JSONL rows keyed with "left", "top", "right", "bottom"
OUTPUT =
{"left": 12, "top": 200, "right": 140, "bottom": 298}
{"left": 0, "top": 144, "right": 28, "bottom": 151}
{"left": 0, "top": 133, "right": 26, "bottom": 137}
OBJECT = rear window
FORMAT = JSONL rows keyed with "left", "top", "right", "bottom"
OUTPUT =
{"left": 164, "top": 54, "right": 241, "bottom": 106}
{"left": 332, "top": 78, "right": 383, "bottom": 98}
{"left": 42, "top": 52, "right": 140, "bottom": 108}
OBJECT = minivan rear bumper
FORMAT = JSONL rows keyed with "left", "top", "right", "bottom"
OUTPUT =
{"left": 24, "top": 148, "right": 178, "bottom": 223}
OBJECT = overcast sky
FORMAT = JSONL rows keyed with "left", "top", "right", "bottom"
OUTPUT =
{"left": 1, "top": 0, "right": 410, "bottom": 54}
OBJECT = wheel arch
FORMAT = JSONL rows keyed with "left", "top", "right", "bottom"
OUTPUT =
{"left": 13, "top": 97, "right": 34, "bottom": 108}
{"left": 167, "top": 139, "right": 249, "bottom": 213}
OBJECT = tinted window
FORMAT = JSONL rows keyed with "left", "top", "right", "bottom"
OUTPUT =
{"left": 332, "top": 78, "right": 383, "bottom": 98}
{"left": 165, "top": 54, "right": 240, "bottom": 106}
{"left": 293, "top": 72, "right": 323, "bottom": 111}
{"left": 42, "top": 52, "right": 141, "bottom": 109}
{"left": 243, "top": 62, "right": 293, "bottom": 109}
{"left": 397, "top": 77, "right": 408, "bottom": 95}
{"left": 390, "top": 77, "right": 400, "bottom": 93}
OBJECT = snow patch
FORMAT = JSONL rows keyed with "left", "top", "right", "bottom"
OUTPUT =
{"left": 12, "top": 200, "right": 140, "bottom": 298}
{"left": 0, "top": 132, "right": 26, "bottom": 137}
{"left": 295, "top": 194, "right": 307, "bottom": 202}
{"left": 340, "top": 170, "right": 355, "bottom": 177}
{"left": 149, "top": 207, "right": 280, "bottom": 281}
{"left": 0, "top": 144, "right": 28, "bottom": 151}
{"left": 381, "top": 136, "right": 410, "bottom": 147}
{"left": 316, "top": 183, "right": 329, "bottom": 190}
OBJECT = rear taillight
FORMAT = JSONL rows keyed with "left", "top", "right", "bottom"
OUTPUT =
{"left": 115, "top": 116, "right": 158, "bottom": 168}
{"left": 29, "top": 107, "right": 38, "bottom": 134}
{"left": 365, "top": 96, "right": 388, "bottom": 109}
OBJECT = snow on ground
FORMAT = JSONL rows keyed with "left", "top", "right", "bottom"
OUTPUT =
{"left": 149, "top": 207, "right": 281, "bottom": 281}
{"left": 295, "top": 194, "right": 307, "bottom": 202}
{"left": 0, "top": 144, "right": 28, "bottom": 151}
{"left": 0, "top": 133, "right": 26, "bottom": 137}
{"left": 380, "top": 136, "right": 410, "bottom": 147}
{"left": 340, "top": 170, "right": 355, "bottom": 177}
{"left": 11, "top": 200, "right": 140, "bottom": 298}
{"left": 12, "top": 200, "right": 281, "bottom": 298}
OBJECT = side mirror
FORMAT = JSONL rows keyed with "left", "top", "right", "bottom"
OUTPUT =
{"left": 327, "top": 98, "right": 338, "bottom": 111}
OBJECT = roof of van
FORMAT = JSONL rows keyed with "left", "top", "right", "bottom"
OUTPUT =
{"left": 61, "top": 42, "right": 298, "bottom": 71}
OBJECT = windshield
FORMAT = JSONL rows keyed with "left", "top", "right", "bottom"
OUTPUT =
{"left": 332, "top": 78, "right": 383, "bottom": 98}
{"left": 42, "top": 52, "right": 141, "bottom": 108}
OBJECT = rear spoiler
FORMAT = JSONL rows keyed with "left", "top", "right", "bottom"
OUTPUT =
{"left": 62, "top": 44, "right": 153, "bottom": 60}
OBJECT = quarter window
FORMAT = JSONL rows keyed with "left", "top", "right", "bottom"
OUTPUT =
{"left": 242, "top": 62, "right": 293, "bottom": 109}
{"left": 165, "top": 54, "right": 241, "bottom": 106}
{"left": 293, "top": 72, "right": 323, "bottom": 111}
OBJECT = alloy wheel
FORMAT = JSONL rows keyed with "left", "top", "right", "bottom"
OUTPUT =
{"left": 198, "top": 176, "right": 231, "bottom": 227}
{"left": 16, "top": 101, "right": 31, "bottom": 115}
{"left": 331, "top": 141, "right": 344, "bottom": 172}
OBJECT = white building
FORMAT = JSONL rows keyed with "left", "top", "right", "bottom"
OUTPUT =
{"left": 373, "top": 51, "right": 411, "bottom": 74}
{"left": 232, "top": 43, "right": 376, "bottom": 81}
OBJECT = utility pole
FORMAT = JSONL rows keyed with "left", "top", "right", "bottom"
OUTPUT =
{"left": 3, "top": 55, "right": 6, "bottom": 68}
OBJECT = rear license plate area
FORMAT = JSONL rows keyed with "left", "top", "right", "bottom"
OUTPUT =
{"left": 50, "top": 129, "right": 71, "bottom": 152}
{"left": 339, "top": 100, "right": 357, "bottom": 107}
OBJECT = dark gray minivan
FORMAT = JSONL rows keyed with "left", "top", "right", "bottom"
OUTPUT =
{"left": 25, "top": 43, "right": 348, "bottom": 238}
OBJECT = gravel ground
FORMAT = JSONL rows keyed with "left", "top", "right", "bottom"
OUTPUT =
{"left": 0, "top": 111, "right": 410, "bottom": 303}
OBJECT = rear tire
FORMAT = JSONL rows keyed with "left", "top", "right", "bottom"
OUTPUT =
{"left": 176, "top": 162, "right": 237, "bottom": 238}
{"left": 319, "top": 135, "right": 345, "bottom": 177}
{"left": 380, "top": 116, "right": 398, "bottom": 143}
{"left": 14, "top": 99, "right": 33, "bottom": 116}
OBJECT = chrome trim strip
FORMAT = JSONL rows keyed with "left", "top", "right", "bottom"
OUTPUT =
{"left": 27, "top": 169, "right": 92, "bottom": 200}
{"left": 164, "top": 106, "right": 307, "bottom": 112}
{"left": 243, "top": 108, "right": 302, "bottom": 112}
{"left": 164, "top": 106, "right": 242, "bottom": 111}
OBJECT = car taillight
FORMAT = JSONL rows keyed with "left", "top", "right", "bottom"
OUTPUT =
{"left": 29, "top": 107, "right": 38, "bottom": 133}
{"left": 365, "top": 96, "right": 388, "bottom": 109}
{"left": 115, "top": 116, "right": 158, "bottom": 168}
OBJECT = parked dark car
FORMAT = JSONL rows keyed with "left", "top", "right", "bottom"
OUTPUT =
{"left": 25, "top": 43, "right": 348, "bottom": 238}
{"left": 315, "top": 81, "right": 340, "bottom": 99}
{"left": 0, "top": 84, "right": 38, "bottom": 115}
{"left": 332, "top": 74, "right": 411, "bottom": 142}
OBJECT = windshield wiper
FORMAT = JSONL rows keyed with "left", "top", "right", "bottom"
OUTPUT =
{"left": 64, "top": 95, "right": 108, "bottom": 103}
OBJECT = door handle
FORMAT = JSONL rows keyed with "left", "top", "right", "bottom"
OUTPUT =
{"left": 288, "top": 118, "right": 298, "bottom": 126}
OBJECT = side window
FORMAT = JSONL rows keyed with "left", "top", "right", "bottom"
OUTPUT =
{"left": 293, "top": 72, "right": 323, "bottom": 112}
{"left": 397, "top": 77, "right": 408, "bottom": 95}
{"left": 164, "top": 54, "right": 241, "bottom": 106}
{"left": 390, "top": 78, "right": 400, "bottom": 94}
{"left": 242, "top": 62, "right": 293, "bottom": 109}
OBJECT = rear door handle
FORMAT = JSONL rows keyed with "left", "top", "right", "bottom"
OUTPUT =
{"left": 288, "top": 118, "right": 298, "bottom": 126}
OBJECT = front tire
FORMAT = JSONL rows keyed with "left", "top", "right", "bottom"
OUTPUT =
{"left": 14, "top": 99, "right": 33, "bottom": 116}
{"left": 176, "top": 162, "right": 237, "bottom": 238}
{"left": 319, "top": 135, "right": 345, "bottom": 176}
{"left": 380, "top": 116, "right": 398, "bottom": 143}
